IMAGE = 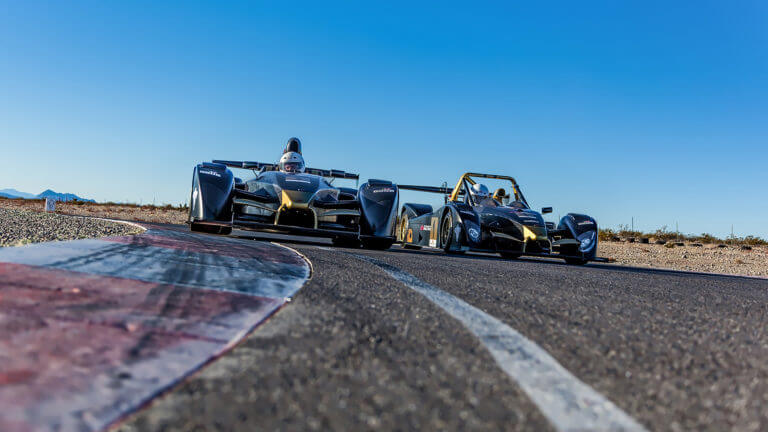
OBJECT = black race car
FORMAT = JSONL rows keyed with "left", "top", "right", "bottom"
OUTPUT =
{"left": 397, "top": 172, "right": 599, "bottom": 264}
{"left": 188, "top": 139, "right": 399, "bottom": 249}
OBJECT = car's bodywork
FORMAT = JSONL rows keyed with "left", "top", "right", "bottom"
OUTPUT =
{"left": 397, "top": 173, "right": 599, "bottom": 264}
{"left": 188, "top": 160, "right": 399, "bottom": 249}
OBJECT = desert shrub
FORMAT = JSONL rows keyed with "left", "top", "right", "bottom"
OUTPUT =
{"left": 741, "top": 236, "right": 768, "bottom": 246}
{"left": 617, "top": 224, "right": 643, "bottom": 239}
{"left": 691, "top": 233, "right": 720, "bottom": 244}
{"left": 653, "top": 226, "right": 678, "bottom": 242}
{"left": 598, "top": 228, "right": 617, "bottom": 242}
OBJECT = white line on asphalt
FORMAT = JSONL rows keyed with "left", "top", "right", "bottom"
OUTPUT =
{"left": 352, "top": 253, "right": 647, "bottom": 432}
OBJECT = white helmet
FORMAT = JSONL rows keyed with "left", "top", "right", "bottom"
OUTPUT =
{"left": 279, "top": 151, "right": 305, "bottom": 173}
{"left": 470, "top": 183, "right": 489, "bottom": 201}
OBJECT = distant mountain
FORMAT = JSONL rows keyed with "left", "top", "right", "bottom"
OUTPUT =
{"left": 36, "top": 189, "right": 95, "bottom": 203}
{"left": 0, "top": 188, "right": 37, "bottom": 199}
{"left": 0, "top": 188, "right": 95, "bottom": 202}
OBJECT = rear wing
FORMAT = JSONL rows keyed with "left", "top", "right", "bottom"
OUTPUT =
{"left": 212, "top": 160, "right": 359, "bottom": 180}
{"left": 397, "top": 184, "right": 453, "bottom": 195}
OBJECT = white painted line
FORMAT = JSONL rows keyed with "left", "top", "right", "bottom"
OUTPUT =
{"left": 94, "top": 217, "right": 148, "bottom": 232}
{"left": 352, "top": 253, "right": 647, "bottom": 432}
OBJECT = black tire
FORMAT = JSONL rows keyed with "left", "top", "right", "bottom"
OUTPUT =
{"left": 564, "top": 257, "right": 588, "bottom": 265}
{"left": 440, "top": 211, "right": 461, "bottom": 253}
{"left": 361, "top": 238, "right": 394, "bottom": 250}
{"left": 398, "top": 213, "right": 423, "bottom": 249}
{"left": 331, "top": 237, "right": 361, "bottom": 248}
{"left": 190, "top": 222, "right": 231, "bottom": 235}
{"left": 499, "top": 252, "right": 521, "bottom": 260}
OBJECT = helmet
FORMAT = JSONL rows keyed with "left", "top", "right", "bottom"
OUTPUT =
{"left": 279, "top": 151, "right": 305, "bottom": 173}
{"left": 284, "top": 137, "right": 302, "bottom": 155}
{"left": 470, "top": 183, "right": 489, "bottom": 201}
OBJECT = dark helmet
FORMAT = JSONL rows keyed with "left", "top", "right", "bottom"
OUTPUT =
{"left": 284, "top": 137, "right": 302, "bottom": 155}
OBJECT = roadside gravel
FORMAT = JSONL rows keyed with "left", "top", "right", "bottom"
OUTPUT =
{"left": 599, "top": 241, "right": 768, "bottom": 277}
{"left": 0, "top": 208, "right": 143, "bottom": 247}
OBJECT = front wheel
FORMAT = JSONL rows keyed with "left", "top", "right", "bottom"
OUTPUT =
{"left": 440, "top": 211, "right": 461, "bottom": 253}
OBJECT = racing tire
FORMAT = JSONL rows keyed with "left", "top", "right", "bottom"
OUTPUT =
{"left": 499, "top": 252, "right": 521, "bottom": 260}
{"left": 440, "top": 211, "right": 462, "bottom": 253}
{"left": 331, "top": 237, "right": 361, "bottom": 249}
{"left": 361, "top": 238, "right": 394, "bottom": 250}
{"left": 564, "top": 257, "right": 588, "bottom": 265}
{"left": 191, "top": 223, "right": 231, "bottom": 235}
{"left": 398, "top": 213, "right": 422, "bottom": 249}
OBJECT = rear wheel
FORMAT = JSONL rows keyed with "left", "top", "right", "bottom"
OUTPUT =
{"left": 399, "top": 213, "right": 422, "bottom": 249}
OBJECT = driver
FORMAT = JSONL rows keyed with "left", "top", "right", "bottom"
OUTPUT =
{"left": 469, "top": 183, "right": 497, "bottom": 207}
{"left": 279, "top": 151, "right": 306, "bottom": 174}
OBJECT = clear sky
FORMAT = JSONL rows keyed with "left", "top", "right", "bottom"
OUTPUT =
{"left": 1, "top": 1, "right": 766, "bottom": 238}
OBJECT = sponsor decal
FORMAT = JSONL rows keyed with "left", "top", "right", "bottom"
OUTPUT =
{"left": 406, "top": 229, "right": 413, "bottom": 243}
{"left": 372, "top": 187, "right": 395, "bottom": 193}
{"left": 468, "top": 227, "right": 480, "bottom": 241}
{"left": 419, "top": 225, "right": 431, "bottom": 231}
{"left": 577, "top": 220, "right": 594, "bottom": 226}
{"left": 429, "top": 239, "right": 437, "bottom": 248}
{"left": 285, "top": 177, "right": 311, "bottom": 183}
{"left": 199, "top": 170, "right": 221, "bottom": 177}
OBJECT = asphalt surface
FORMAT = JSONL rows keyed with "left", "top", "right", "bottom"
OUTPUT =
{"left": 118, "top": 229, "right": 768, "bottom": 432}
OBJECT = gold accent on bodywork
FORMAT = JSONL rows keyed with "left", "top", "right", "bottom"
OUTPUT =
{"left": 429, "top": 216, "right": 439, "bottom": 242}
{"left": 406, "top": 229, "right": 413, "bottom": 243}
{"left": 523, "top": 226, "right": 537, "bottom": 241}
{"left": 275, "top": 190, "right": 317, "bottom": 228}
{"left": 281, "top": 190, "right": 310, "bottom": 210}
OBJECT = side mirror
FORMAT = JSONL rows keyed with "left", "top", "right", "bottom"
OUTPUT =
{"left": 541, "top": 207, "right": 553, "bottom": 214}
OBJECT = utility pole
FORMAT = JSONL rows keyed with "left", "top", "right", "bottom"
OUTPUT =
{"left": 631, "top": 217, "right": 634, "bottom": 232}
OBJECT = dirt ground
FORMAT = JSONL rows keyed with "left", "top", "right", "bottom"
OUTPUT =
{"left": 599, "top": 241, "right": 768, "bottom": 278}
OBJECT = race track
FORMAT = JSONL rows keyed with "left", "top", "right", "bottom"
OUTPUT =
{"left": 120, "top": 228, "right": 768, "bottom": 432}
{"left": 3, "top": 225, "right": 767, "bottom": 431}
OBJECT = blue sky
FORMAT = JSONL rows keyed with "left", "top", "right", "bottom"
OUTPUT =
{"left": 1, "top": 1, "right": 766, "bottom": 238}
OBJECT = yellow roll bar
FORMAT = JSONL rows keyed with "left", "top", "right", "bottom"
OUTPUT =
{"left": 448, "top": 173, "right": 520, "bottom": 202}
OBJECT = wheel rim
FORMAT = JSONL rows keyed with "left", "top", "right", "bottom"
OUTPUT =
{"left": 441, "top": 214, "right": 452, "bottom": 246}
{"left": 399, "top": 215, "right": 409, "bottom": 241}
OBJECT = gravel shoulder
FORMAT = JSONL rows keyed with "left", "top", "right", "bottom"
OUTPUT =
{"left": 0, "top": 208, "right": 143, "bottom": 247}
{"left": 599, "top": 241, "right": 768, "bottom": 278}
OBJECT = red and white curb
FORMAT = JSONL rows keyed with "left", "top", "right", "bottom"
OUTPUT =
{"left": 0, "top": 225, "right": 310, "bottom": 432}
